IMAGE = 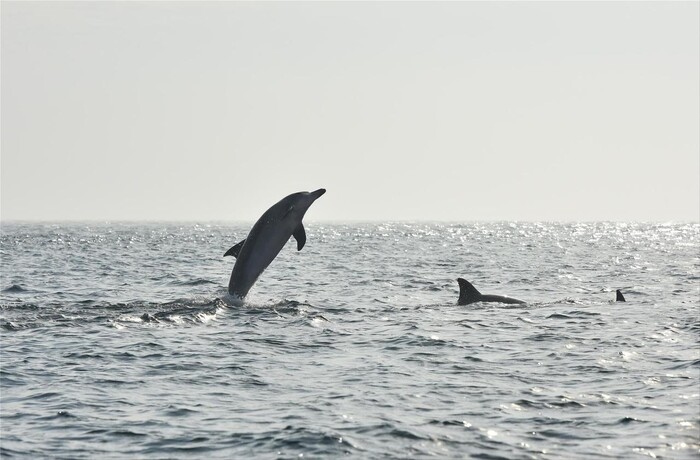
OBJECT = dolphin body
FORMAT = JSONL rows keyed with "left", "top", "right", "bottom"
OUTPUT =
{"left": 224, "top": 189, "right": 326, "bottom": 299}
{"left": 457, "top": 278, "right": 525, "bottom": 305}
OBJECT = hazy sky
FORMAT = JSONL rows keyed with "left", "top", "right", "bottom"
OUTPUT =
{"left": 2, "top": 1, "right": 698, "bottom": 222}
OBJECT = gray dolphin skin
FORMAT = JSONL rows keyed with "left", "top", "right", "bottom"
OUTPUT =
{"left": 616, "top": 290, "right": 626, "bottom": 302}
{"left": 224, "top": 189, "right": 326, "bottom": 299}
{"left": 457, "top": 278, "right": 525, "bottom": 305}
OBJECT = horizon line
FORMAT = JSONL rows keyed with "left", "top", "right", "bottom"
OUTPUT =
{"left": 1, "top": 218, "right": 698, "bottom": 225}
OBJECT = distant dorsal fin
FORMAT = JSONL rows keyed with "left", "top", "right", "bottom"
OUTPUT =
{"left": 457, "top": 278, "right": 482, "bottom": 305}
{"left": 616, "top": 290, "right": 626, "bottom": 302}
{"left": 293, "top": 223, "right": 306, "bottom": 251}
{"left": 224, "top": 239, "right": 246, "bottom": 258}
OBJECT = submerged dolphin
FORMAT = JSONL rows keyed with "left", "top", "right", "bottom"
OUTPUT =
{"left": 224, "top": 189, "right": 326, "bottom": 299}
{"left": 457, "top": 278, "right": 525, "bottom": 305}
{"left": 616, "top": 290, "right": 626, "bottom": 302}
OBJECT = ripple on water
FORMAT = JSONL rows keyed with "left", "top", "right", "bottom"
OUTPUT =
{"left": 1, "top": 222, "right": 698, "bottom": 459}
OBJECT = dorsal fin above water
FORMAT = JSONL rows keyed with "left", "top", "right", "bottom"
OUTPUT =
{"left": 616, "top": 290, "right": 626, "bottom": 302}
{"left": 224, "top": 239, "right": 246, "bottom": 258}
{"left": 293, "top": 223, "right": 306, "bottom": 251}
{"left": 457, "top": 278, "right": 482, "bottom": 305}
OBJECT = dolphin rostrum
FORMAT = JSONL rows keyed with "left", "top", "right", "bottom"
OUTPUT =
{"left": 616, "top": 290, "right": 626, "bottom": 302}
{"left": 224, "top": 189, "right": 326, "bottom": 299}
{"left": 457, "top": 278, "right": 525, "bottom": 305}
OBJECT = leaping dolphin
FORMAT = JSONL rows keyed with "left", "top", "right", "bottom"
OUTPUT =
{"left": 224, "top": 189, "right": 326, "bottom": 299}
{"left": 457, "top": 278, "right": 525, "bottom": 305}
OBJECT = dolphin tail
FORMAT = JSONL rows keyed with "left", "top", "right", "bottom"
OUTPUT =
{"left": 616, "top": 290, "right": 626, "bottom": 302}
{"left": 457, "top": 278, "right": 482, "bottom": 305}
{"left": 224, "top": 239, "right": 246, "bottom": 258}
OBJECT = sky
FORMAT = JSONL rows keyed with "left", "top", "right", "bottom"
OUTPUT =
{"left": 1, "top": 1, "right": 698, "bottom": 222}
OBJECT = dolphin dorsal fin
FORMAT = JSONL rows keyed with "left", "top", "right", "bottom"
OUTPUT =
{"left": 224, "top": 239, "right": 246, "bottom": 258}
{"left": 616, "top": 290, "right": 626, "bottom": 302}
{"left": 293, "top": 223, "right": 306, "bottom": 251}
{"left": 457, "top": 278, "right": 482, "bottom": 305}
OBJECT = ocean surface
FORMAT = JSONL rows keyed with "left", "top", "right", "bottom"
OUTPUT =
{"left": 1, "top": 222, "right": 698, "bottom": 459}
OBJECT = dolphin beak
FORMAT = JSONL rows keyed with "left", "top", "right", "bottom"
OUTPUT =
{"left": 311, "top": 188, "right": 326, "bottom": 200}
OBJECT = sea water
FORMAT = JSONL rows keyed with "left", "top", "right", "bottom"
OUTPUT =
{"left": 1, "top": 222, "right": 698, "bottom": 459}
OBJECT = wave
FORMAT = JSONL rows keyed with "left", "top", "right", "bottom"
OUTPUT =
{"left": 1, "top": 297, "right": 228, "bottom": 330}
{"left": 2, "top": 284, "right": 29, "bottom": 293}
{"left": 170, "top": 278, "right": 218, "bottom": 286}
{"left": 0, "top": 296, "right": 338, "bottom": 331}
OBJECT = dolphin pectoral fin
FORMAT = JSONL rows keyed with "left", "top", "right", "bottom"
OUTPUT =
{"left": 616, "top": 290, "right": 626, "bottom": 302}
{"left": 224, "top": 239, "right": 246, "bottom": 258}
{"left": 457, "top": 278, "right": 482, "bottom": 305}
{"left": 293, "top": 223, "right": 306, "bottom": 251}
